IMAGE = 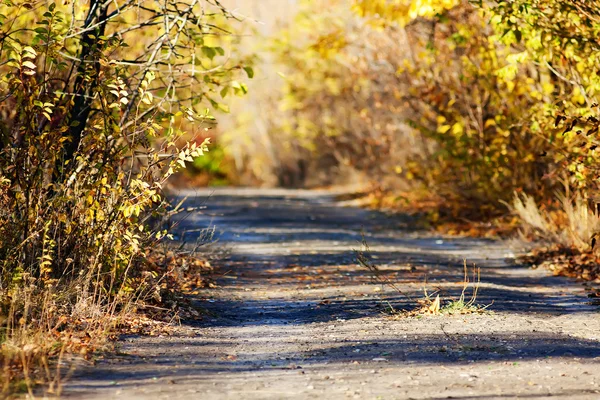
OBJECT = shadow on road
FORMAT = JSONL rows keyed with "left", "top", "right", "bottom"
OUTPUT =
{"left": 64, "top": 188, "right": 600, "bottom": 399}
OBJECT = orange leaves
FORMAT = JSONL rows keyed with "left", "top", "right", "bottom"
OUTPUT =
{"left": 521, "top": 245, "right": 600, "bottom": 283}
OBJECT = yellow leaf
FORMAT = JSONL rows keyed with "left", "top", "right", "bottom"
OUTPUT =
{"left": 437, "top": 125, "right": 451, "bottom": 134}
{"left": 428, "top": 295, "right": 441, "bottom": 314}
{"left": 21, "top": 60, "right": 36, "bottom": 69}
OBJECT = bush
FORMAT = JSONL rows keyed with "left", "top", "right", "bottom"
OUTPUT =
{"left": 0, "top": 0, "right": 247, "bottom": 395}
{"left": 224, "top": 1, "right": 554, "bottom": 207}
{"left": 221, "top": 0, "right": 434, "bottom": 188}
{"left": 227, "top": 0, "right": 600, "bottom": 223}
{"left": 488, "top": 0, "right": 600, "bottom": 193}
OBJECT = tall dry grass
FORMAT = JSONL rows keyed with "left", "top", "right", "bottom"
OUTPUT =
{"left": 510, "top": 192, "right": 600, "bottom": 251}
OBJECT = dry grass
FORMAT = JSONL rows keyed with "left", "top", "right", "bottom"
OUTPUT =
{"left": 0, "top": 261, "right": 162, "bottom": 397}
{"left": 355, "top": 237, "right": 489, "bottom": 317}
{"left": 557, "top": 192, "right": 600, "bottom": 250}
{"left": 1, "top": 280, "right": 129, "bottom": 397}
{"left": 400, "top": 261, "right": 490, "bottom": 318}
{"left": 1, "top": 237, "right": 216, "bottom": 398}
{"left": 509, "top": 191, "right": 600, "bottom": 251}
{"left": 509, "top": 193, "right": 559, "bottom": 240}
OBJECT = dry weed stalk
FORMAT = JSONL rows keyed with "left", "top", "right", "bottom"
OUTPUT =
{"left": 355, "top": 235, "right": 489, "bottom": 316}
{"left": 401, "top": 260, "right": 489, "bottom": 317}
{"left": 355, "top": 235, "right": 413, "bottom": 302}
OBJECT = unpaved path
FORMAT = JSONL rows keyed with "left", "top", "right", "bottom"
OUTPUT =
{"left": 66, "top": 188, "right": 600, "bottom": 399}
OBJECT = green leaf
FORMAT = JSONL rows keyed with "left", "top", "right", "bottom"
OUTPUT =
{"left": 243, "top": 66, "right": 254, "bottom": 79}
{"left": 201, "top": 46, "right": 216, "bottom": 60}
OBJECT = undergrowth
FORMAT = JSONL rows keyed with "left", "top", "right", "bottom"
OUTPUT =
{"left": 356, "top": 237, "right": 490, "bottom": 318}
{"left": 0, "top": 0, "right": 249, "bottom": 397}
{"left": 401, "top": 262, "right": 491, "bottom": 318}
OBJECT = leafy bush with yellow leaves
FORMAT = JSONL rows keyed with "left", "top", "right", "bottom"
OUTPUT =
{"left": 356, "top": 0, "right": 600, "bottom": 213}
{"left": 391, "top": 2, "right": 557, "bottom": 210}
{"left": 488, "top": 0, "right": 600, "bottom": 194}
{"left": 237, "top": 0, "right": 433, "bottom": 187}
{"left": 239, "top": 0, "right": 600, "bottom": 222}
{"left": 0, "top": 0, "right": 248, "bottom": 395}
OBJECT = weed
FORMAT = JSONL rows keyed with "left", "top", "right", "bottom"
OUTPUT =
{"left": 403, "top": 261, "right": 491, "bottom": 317}
{"left": 509, "top": 193, "right": 559, "bottom": 241}
{"left": 355, "top": 237, "right": 490, "bottom": 317}
{"left": 355, "top": 234, "right": 413, "bottom": 302}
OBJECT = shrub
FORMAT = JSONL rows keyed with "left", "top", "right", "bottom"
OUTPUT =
{"left": 0, "top": 0, "right": 248, "bottom": 395}
{"left": 228, "top": 0, "right": 600, "bottom": 222}
{"left": 222, "top": 0, "right": 434, "bottom": 188}
{"left": 488, "top": 0, "right": 600, "bottom": 195}
{"left": 356, "top": 0, "right": 600, "bottom": 215}
{"left": 225, "top": 1, "right": 555, "bottom": 209}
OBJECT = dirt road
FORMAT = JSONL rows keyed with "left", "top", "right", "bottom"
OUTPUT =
{"left": 65, "top": 188, "right": 600, "bottom": 399}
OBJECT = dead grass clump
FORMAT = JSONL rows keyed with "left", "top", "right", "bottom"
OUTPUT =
{"left": 510, "top": 191, "right": 600, "bottom": 282}
{"left": 355, "top": 238, "right": 490, "bottom": 318}
{"left": 1, "top": 278, "right": 130, "bottom": 397}
{"left": 400, "top": 261, "right": 491, "bottom": 318}
{"left": 1, "top": 246, "right": 217, "bottom": 397}
{"left": 558, "top": 192, "right": 600, "bottom": 251}
{"left": 509, "top": 191, "right": 600, "bottom": 252}
{"left": 509, "top": 193, "right": 560, "bottom": 242}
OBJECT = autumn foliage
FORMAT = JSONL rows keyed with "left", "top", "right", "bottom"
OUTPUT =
{"left": 224, "top": 0, "right": 600, "bottom": 226}
{"left": 0, "top": 0, "right": 248, "bottom": 395}
{"left": 4, "top": 0, "right": 600, "bottom": 394}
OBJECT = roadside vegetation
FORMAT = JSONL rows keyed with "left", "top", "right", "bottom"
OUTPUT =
{"left": 356, "top": 239, "right": 489, "bottom": 317}
{"left": 4, "top": 0, "right": 600, "bottom": 396}
{"left": 217, "top": 0, "right": 600, "bottom": 281}
{"left": 0, "top": 0, "right": 250, "bottom": 396}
